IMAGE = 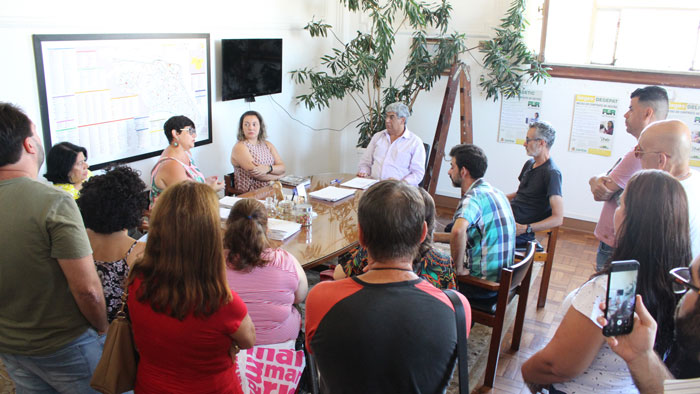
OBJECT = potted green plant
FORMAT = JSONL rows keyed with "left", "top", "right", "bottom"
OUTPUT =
{"left": 291, "top": 0, "right": 549, "bottom": 147}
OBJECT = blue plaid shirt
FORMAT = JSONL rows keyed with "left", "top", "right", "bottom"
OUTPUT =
{"left": 453, "top": 178, "right": 516, "bottom": 281}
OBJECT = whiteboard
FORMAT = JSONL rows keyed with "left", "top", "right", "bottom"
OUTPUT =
{"left": 32, "top": 33, "right": 212, "bottom": 169}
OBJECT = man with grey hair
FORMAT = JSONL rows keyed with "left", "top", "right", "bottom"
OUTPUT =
{"left": 507, "top": 121, "right": 563, "bottom": 247}
{"left": 357, "top": 102, "right": 426, "bottom": 186}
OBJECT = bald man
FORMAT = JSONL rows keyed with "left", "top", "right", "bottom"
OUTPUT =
{"left": 637, "top": 119, "right": 700, "bottom": 257}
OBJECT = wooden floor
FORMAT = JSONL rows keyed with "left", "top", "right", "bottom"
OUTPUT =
{"left": 436, "top": 210, "right": 600, "bottom": 393}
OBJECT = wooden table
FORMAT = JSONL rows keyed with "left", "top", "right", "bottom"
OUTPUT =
{"left": 239, "top": 173, "right": 361, "bottom": 269}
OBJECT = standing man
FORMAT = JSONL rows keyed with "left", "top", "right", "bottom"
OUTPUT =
{"left": 306, "top": 180, "right": 470, "bottom": 392}
{"left": 434, "top": 144, "right": 515, "bottom": 298}
{"left": 357, "top": 102, "right": 426, "bottom": 186}
{"left": 589, "top": 86, "right": 668, "bottom": 271}
{"left": 0, "top": 103, "right": 108, "bottom": 392}
{"left": 508, "top": 121, "right": 563, "bottom": 247}
{"left": 636, "top": 119, "right": 700, "bottom": 258}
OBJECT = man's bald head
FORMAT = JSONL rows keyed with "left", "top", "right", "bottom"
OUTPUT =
{"left": 638, "top": 120, "right": 691, "bottom": 175}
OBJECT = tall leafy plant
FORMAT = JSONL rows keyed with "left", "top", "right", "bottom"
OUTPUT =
{"left": 479, "top": 0, "right": 550, "bottom": 101}
{"left": 292, "top": 0, "right": 549, "bottom": 147}
{"left": 291, "top": 0, "right": 465, "bottom": 147}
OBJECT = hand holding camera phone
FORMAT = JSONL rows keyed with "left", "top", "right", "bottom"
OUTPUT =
{"left": 603, "top": 260, "right": 640, "bottom": 337}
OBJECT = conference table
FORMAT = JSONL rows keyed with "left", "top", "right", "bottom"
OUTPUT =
{"left": 238, "top": 173, "right": 362, "bottom": 269}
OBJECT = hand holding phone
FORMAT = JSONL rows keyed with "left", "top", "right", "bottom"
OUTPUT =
{"left": 603, "top": 260, "right": 640, "bottom": 337}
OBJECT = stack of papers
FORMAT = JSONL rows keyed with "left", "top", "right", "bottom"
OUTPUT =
{"left": 340, "top": 177, "right": 379, "bottom": 190}
{"left": 219, "top": 196, "right": 243, "bottom": 209}
{"left": 219, "top": 207, "right": 232, "bottom": 220}
{"left": 267, "top": 218, "right": 302, "bottom": 240}
{"left": 279, "top": 175, "right": 311, "bottom": 187}
{"left": 308, "top": 186, "right": 356, "bottom": 202}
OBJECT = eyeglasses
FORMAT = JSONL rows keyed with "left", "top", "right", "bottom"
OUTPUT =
{"left": 633, "top": 145, "right": 666, "bottom": 159}
{"left": 669, "top": 267, "right": 700, "bottom": 295}
{"left": 180, "top": 127, "right": 196, "bottom": 136}
{"left": 525, "top": 137, "right": 542, "bottom": 144}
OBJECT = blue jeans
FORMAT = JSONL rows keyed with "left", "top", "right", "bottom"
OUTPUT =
{"left": 596, "top": 241, "right": 614, "bottom": 272}
{"left": 0, "top": 329, "right": 105, "bottom": 394}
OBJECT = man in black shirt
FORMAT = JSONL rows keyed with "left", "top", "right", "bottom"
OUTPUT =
{"left": 508, "top": 121, "right": 563, "bottom": 247}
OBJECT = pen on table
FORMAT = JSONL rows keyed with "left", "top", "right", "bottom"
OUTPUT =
{"left": 292, "top": 189, "right": 297, "bottom": 200}
{"left": 332, "top": 178, "right": 340, "bottom": 185}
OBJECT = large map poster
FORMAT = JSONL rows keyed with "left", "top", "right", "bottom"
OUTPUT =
{"left": 33, "top": 34, "right": 212, "bottom": 169}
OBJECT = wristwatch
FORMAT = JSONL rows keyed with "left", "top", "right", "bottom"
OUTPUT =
{"left": 267, "top": 165, "right": 273, "bottom": 174}
{"left": 526, "top": 224, "right": 533, "bottom": 234}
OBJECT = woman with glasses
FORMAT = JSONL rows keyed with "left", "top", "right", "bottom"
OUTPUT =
{"left": 229, "top": 111, "right": 285, "bottom": 193}
{"left": 127, "top": 182, "right": 255, "bottom": 393}
{"left": 522, "top": 169, "right": 691, "bottom": 392}
{"left": 44, "top": 141, "right": 91, "bottom": 199}
{"left": 149, "top": 115, "right": 223, "bottom": 207}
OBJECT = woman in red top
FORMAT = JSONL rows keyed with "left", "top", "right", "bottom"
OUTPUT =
{"left": 127, "top": 181, "right": 256, "bottom": 393}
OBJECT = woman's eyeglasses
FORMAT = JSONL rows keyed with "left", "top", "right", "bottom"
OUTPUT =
{"left": 669, "top": 267, "right": 700, "bottom": 295}
{"left": 180, "top": 127, "right": 196, "bottom": 136}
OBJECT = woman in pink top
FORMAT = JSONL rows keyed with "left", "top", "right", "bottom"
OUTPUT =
{"left": 224, "top": 199, "right": 308, "bottom": 345}
{"left": 229, "top": 111, "right": 286, "bottom": 192}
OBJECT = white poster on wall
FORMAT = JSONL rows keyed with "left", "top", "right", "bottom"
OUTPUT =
{"left": 669, "top": 102, "right": 700, "bottom": 168}
{"left": 569, "top": 94, "right": 619, "bottom": 157}
{"left": 497, "top": 88, "right": 543, "bottom": 144}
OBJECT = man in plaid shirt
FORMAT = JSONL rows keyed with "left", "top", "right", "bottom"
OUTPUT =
{"left": 435, "top": 144, "right": 516, "bottom": 298}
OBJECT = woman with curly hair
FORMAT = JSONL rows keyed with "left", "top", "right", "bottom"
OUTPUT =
{"left": 77, "top": 166, "right": 148, "bottom": 322}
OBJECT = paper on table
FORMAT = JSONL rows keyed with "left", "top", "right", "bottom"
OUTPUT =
{"left": 219, "top": 207, "right": 231, "bottom": 220}
{"left": 340, "top": 177, "right": 379, "bottom": 190}
{"left": 267, "top": 218, "right": 302, "bottom": 240}
{"left": 308, "top": 186, "right": 356, "bottom": 202}
{"left": 219, "top": 196, "right": 243, "bottom": 209}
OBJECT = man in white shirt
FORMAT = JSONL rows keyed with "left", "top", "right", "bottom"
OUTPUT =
{"left": 357, "top": 102, "right": 426, "bottom": 186}
{"left": 636, "top": 119, "right": 700, "bottom": 258}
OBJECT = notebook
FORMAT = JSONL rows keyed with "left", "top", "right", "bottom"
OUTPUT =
{"left": 308, "top": 186, "right": 356, "bottom": 202}
{"left": 267, "top": 218, "right": 302, "bottom": 240}
{"left": 340, "top": 177, "right": 379, "bottom": 190}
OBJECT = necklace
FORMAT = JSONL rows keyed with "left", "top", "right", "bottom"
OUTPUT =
{"left": 370, "top": 267, "right": 414, "bottom": 272}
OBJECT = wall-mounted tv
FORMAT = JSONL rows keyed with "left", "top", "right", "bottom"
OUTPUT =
{"left": 222, "top": 38, "right": 282, "bottom": 101}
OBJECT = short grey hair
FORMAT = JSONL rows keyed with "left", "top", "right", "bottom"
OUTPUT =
{"left": 385, "top": 102, "right": 410, "bottom": 120}
{"left": 530, "top": 121, "right": 556, "bottom": 148}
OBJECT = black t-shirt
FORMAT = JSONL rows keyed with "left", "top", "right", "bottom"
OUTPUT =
{"left": 510, "top": 158, "right": 562, "bottom": 224}
{"left": 305, "top": 277, "right": 471, "bottom": 394}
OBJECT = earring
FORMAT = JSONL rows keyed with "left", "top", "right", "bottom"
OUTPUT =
{"left": 173, "top": 141, "right": 179, "bottom": 147}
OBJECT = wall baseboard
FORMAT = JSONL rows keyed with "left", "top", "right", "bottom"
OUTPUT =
{"left": 433, "top": 194, "right": 596, "bottom": 235}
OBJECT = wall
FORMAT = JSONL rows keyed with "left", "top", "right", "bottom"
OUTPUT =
{"left": 3, "top": 0, "right": 700, "bottom": 223}
{"left": 0, "top": 0, "right": 343, "bottom": 184}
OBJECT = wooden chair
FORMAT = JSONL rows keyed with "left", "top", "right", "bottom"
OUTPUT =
{"left": 457, "top": 241, "right": 536, "bottom": 388}
{"left": 224, "top": 172, "right": 246, "bottom": 196}
{"left": 534, "top": 226, "right": 559, "bottom": 308}
{"left": 515, "top": 226, "right": 560, "bottom": 308}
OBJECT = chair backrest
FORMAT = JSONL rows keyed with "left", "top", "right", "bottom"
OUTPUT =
{"left": 507, "top": 241, "right": 536, "bottom": 292}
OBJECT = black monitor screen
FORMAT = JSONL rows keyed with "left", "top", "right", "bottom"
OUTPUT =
{"left": 222, "top": 38, "right": 282, "bottom": 101}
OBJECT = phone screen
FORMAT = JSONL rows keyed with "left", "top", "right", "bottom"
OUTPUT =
{"left": 603, "top": 260, "right": 639, "bottom": 337}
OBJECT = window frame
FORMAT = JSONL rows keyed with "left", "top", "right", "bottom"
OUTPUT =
{"left": 537, "top": 0, "right": 700, "bottom": 88}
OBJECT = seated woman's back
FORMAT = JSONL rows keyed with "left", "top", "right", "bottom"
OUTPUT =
{"left": 224, "top": 199, "right": 307, "bottom": 346}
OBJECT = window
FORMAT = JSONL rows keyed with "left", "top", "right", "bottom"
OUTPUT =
{"left": 524, "top": 0, "right": 700, "bottom": 85}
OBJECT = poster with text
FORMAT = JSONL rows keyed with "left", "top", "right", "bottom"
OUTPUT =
{"left": 569, "top": 94, "right": 619, "bottom": 156}
{"left": 669, "top": 102, "right": 700, "bottom": 167}
{"left": 497, "top": 88, "right": 543, "bottom": 144}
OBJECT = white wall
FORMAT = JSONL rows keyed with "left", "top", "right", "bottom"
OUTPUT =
{"left": 3, "top": 0, "right": 700, "bottom": 223}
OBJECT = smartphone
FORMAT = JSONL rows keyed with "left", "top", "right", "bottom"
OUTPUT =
{"left": 603, "top": 260, "right": 640, "bottom": 337}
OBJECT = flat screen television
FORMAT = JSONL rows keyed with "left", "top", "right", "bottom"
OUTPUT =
{"left": 222, "top": 38, "right": 282, "bottom": 101}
